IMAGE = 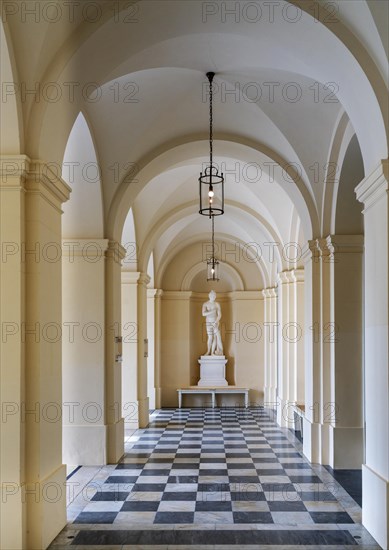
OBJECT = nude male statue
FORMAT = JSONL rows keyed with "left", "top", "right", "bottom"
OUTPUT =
{"left": 202, "top": 290, "right": 224, "bottom": 356}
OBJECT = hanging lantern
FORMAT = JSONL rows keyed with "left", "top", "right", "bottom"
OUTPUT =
{"left": 199, "top": 72, "right": 224, "bottom": 218}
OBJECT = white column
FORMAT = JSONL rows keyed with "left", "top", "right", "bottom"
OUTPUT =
{"left": 318, "top": 239, "right": 331, "bottom": 464}
{"left": 302, "top": 241, "right": 323, "bottom": 463}
{"left": 62, "top": 239, "right": 109, "bottom": 465}
{"left": 0, "top": 157, "right": 70, "bottom": 549}
{"left": 277, "top": 272, "right": 290, "bottom": 426}
{"left": 294, "top": 270, "right": 305, "bottom": 406}
{"left": 326, "top": 235, "right": 364, "bottom": 469}
{"left": 121, "top": 272, "right": 150, "bottom": 429}
{"left": 154, "top": 289, "right": 163, "bottom": 409}
{"left": 276, "top": 270, "right": 304, "bottom": 428}
{"left": 147, "top": 288, "right": 157, "bottom": 410}
{"left": 269, "top": 288, "right": 278, "bottom": 407}
{"left": 262, "top": 288, "right": 277, "bottom": 408}
{"left": 356, "top": 160, "right": 389, "bottom": 550}
{"left": 121, "top": 272, "right": 139, "bottom": 429}
{"left": 105, "top": 241, "right": 126, "bottom": 463}
{"left": 137, "top": 273, "right": 150, "bottom": 427}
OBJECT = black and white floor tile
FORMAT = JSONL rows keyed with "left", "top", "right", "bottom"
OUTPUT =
{"left": 50, "top": 407, "right": 381, "bottom": 549}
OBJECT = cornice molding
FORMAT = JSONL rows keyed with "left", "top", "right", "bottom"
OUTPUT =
{"left": 355, "top": 160, "right": 388, "bottom": 212}
{"left": 0, "top": 156, "right": 71, "bottom": 209}
{"left": 326, "top": 235, "right": 364, "bottom": 255}
{"left": 317, "top": 238, "right": 331, "bottom": 257}
{"left": 291, "top": 268, "right": 304, "bottom": 283}
{"left": 107, "top": 241, "right": 127, "bottom": 263}
{"left": 301, "top": 239, "right": 320, "bottom": 264}
{"left": 262, "top": 287, "right": 277, "bottom": 299}
{"left": 277, "top": 270, "right": 294, "bottom": 284}
{"left": 121, "top": 271, "right": 141, "bottom": 284}
{"left": 162, "top": 291, "right": 193, "bottom": 300}
{"left": 147, "top": 288, "right": 158, "bottom": 298}
{"left": 121, "top": 271, "right": 150, "bottom": 286}
{"left": 229, "top": 290, "right": 263, "bottom": 301}
{"left": 26, "top": 160, "right": 71, "bottom": 205}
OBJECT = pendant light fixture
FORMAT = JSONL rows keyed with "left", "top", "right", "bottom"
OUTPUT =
{"left": 199, "top": 72, "right": 224, "bottom": 218}
{"left": 207, "top": 215, "right": 220, "bottom": 281}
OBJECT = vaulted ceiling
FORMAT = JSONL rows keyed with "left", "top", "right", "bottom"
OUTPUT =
{"left": 2, "top": 0, "right": 388, "bottom": 289}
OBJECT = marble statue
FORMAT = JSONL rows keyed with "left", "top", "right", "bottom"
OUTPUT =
{"left": 202, "top": 290, "right": 224, "bottom": 356}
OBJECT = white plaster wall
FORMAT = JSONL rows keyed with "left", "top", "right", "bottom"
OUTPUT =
{"left": 147, "top": 290, "right": 156, "bottom": 409}
{"left": 121, "top": 275, "right": 139, "bottom": 428}
{"left": 62, "top": 244, "right": 107, "bottom": 465}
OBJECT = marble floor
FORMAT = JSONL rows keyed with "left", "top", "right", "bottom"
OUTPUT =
{"left": 49, "top": 407, "right": 381, "bottom": 549}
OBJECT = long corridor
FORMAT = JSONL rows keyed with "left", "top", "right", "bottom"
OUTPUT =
{"left": 50, "top": 408, "right": 378, "bottom": 549}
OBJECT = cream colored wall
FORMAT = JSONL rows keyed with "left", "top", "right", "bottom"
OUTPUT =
{"left": 147, "top": 289, "right": 157, "bottom": 409}
{"left": 189, "top": 296, "right": 204, "bottom": 386}
{"left": 160, "top": 292, "right": 192, "bottom": 406}
{"left": 0, "top": 160, "right": 26, "bottom": 550}
{"left": 121, "top": 271, "right": 150, "bottom": 429}
{"left": 160, "top": 290, "right": 264, "bottom": 408}
{"left": 62, "top": 240, "right": 108, "bottom": 465}
{"left": 105, "top": 243, "right": 126, "bottom": 463}
{"left": 230, "top": 292, "right": 264, "bottom": 406}
{"left": 121, "top": 273, "right": 139, "bottom": 428}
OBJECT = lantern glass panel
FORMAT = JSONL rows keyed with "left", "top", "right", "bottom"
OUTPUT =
{"left": 207, "top": 258, "right": 220, "bottom": 281}
{"left": 199, "top": 166, "right": 224, "bottom": 216}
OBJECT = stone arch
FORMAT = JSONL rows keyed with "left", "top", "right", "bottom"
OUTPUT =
{"left": 61, "top": 112, "right": 104, "bottom": 238}
{"left": 0, "top": 19, "right": 23, "bottom": 153}
{"left": 109, "top": 138, "right": 318, "bottom": 243}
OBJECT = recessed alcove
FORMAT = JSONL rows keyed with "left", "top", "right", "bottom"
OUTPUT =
{"left": 159, "top": 241, "right": 264, "bottom": 408}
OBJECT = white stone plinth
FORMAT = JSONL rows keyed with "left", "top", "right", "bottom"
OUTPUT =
{"left": 198, "top": 355, "right": 228, "bottom": 387}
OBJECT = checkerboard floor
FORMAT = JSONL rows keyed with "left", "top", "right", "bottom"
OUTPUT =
{"left": 50, "top": 407, "right": 381, "bottom": 548}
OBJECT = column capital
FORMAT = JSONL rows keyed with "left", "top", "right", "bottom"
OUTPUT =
{"left": 138, "top": 272, "right": 151, "bottom": 287}
{"left": 325, "top": 235, "right": 364, "bottom": 255}
{"left": 26, "top": 160, "right": 71, "bottom": 205}
{"left": 62, "top": 239, "right": 109, "bottom": 258}
{"left": 301, "top": 239, "right": 320, "bottom": 264}
{"left": 291, "top": 268, "right": 304, "bottom": 282}
{"left": 0, "top": 156, "right": 71, "bottom": 207}
{"left": 262, "top": 287, "right": 277, "bottom": 299}
{"left": 355, "top": 159, "right": 388, "bottom": 211}
{"left": 277, "top": 270, "right": 294, "bottom": 284}
{"left": 107, "top": 240, "right": 127, "bottom": 264}
{"left": 317, "top": 238, "right": 331, "bottom": 257}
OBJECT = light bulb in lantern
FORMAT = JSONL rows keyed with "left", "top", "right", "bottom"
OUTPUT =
{"left": 208, "top": 188, "right": 214, "bottom": 198}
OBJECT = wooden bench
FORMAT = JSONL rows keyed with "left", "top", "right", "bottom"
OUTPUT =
{"left": 177, "top": 387, "right": 249, "bottom": 409}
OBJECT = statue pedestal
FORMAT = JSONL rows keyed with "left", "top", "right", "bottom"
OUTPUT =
{"left": 198, "top": 356, "right": 228, "bottom": 387}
